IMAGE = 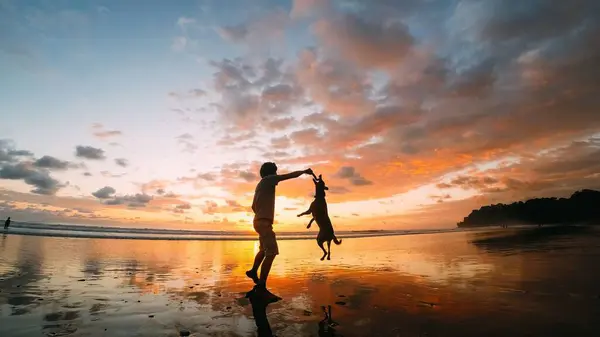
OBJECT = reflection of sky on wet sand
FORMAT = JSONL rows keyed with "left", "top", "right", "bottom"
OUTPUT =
{"left": 1, "top": 228, "right": 600, "bottom": 336}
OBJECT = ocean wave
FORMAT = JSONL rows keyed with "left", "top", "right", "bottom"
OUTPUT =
{"left": 4, "top": 222, "right": 462, "bottom": 241}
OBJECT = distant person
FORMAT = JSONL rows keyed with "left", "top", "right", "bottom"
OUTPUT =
{"left": 246, "top": 162, "right": 313, "bottom": 299}
{"left": 4, "top": 217, "right": 10, "bottom": 229}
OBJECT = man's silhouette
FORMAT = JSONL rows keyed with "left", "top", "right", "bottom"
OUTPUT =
{"left": 246, "top": 162, "right": 312, "bottom": 299}
{"left": 4, "top": 217, "right": 10, "bottom": 230}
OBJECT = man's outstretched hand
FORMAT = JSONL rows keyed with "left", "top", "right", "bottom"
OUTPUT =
{"left": 304, "top": 168, "right": 314, "bottom": 177}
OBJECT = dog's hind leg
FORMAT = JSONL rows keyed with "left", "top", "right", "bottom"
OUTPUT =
{"left": 317, "top": 240, "right": 327, "bottom": 261}
{"left": 326, "top": 240, "right": 331, "bottom": 260}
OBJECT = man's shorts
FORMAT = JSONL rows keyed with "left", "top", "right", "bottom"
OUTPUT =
{"left": 253, "top": 219, "right": 279, "bottom": 256}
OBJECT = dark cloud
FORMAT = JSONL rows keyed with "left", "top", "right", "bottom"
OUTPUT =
{"left": 92, "top": 186, "right": 116, "bottom": 199}
{"left": 239, "top": 170, "right": 258, "bottom": 182}
{"left": 328, "top": 186, "right": 351, "bottom": 194}
{"left": 198, "top": 173, "right": 216, "bottom": 181}
{"left": 218, "top": 131, "right": 257, "bottom": 146}
{"left": 114, "top": 158, "right": 128, "bottom": 167}
{"left": 429, "top": 194, "right": 452, "bottom": 203}
{"left": 100, "top": 171, "right": 126, "bottom": 178}
{"left": 217, "top": 24, "right": 248, "bottom": 43}
{"left": 156, "top": 188, "right": 165, "bottom": 195}
{"left": 313, "top": 12, "right": 414, "bottom": 69}
{"left": 176, "top": 133, "right": 198, "bottom": 153}
{"left": 0, "top": 139, "right": 33, "bottom": 163}
{"left": 75, "top": 146, "right": 105, "bottom": 160}
{"left": 208, "top": 57, "right": 305, "bottom": 130}
{"left": 176, "top": 172, "right": 216, "bottom": 187}
{"left": 0, "top": 163, "right": 61, "bottom": 195}
{"left": 267, "top": 117, "right": 296, "bottom": 131}
{"left": 8, "top": 150, "right": 33, "bottom": 156}
{"left": 335, "top": 166, "right": 373, "bottom": 186}
{"left": 83, "top": 172, "right": 92, "bottom": 177}
{"left": 202, "top": 200, "right": 218, "bottom": 214}
{"left": 437, "top": 176, "right": 499, "bottom": 190}
{"left": 104, "top": 193, "right": 153, "bottom": 207}
{"left": 168, "top": 88, "right": 206, "bottom": 99}
{"left": 472, "top": 0, "right": 597, "bottom": 43}
{"left": 33, "top": 155, "right": 70, "bottom": 170}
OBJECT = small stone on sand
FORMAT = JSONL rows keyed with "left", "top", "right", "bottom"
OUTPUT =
{"left": 148, "top": 314, "right": 154, "bottom": 318}
{"left": 77, "top": 279, "right": 85, "bottom": 282}
{"left": 303, "top": 310, "right": 312, "bottom": 316}
{"left": 179, "top": 330, "right": 191, "bottom": 337}
{"left": 335, "top": 301, "right": 346, "bottom": 306}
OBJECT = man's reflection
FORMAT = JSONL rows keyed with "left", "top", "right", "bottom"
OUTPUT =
{"left": 246, "top": 285, "right": 281, "bottom": 337}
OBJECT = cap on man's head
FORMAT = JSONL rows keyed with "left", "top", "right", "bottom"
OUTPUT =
{"left": 260, "top": 162, "right": 277, "bottom": 178}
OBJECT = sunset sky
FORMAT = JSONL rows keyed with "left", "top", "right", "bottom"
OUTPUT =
{"left": 1, "top": 0, "right": 599, "bottom": 231}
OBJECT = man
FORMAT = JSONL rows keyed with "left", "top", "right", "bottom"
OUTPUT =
{"left": 246, "top": 162, "right": 312, "bottom": 298}
{"left": 4, "top": 217, "right": 10, "bottom": 229}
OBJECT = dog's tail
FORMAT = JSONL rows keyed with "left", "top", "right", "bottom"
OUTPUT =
{"left": 333, "top": 236, "right": 342, "bottom": 245}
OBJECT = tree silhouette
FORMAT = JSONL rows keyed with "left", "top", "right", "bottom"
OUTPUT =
{"left": 457, "top": 189, "right": 600, "bottom": 227}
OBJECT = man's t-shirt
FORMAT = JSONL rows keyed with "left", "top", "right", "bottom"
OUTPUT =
{"left": 252, "top": 175, "right": 281, "bottom": 223}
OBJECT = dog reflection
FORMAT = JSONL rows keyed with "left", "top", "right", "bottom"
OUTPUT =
{"left": 319, "top": 305, "right": 340, "bottom": 337}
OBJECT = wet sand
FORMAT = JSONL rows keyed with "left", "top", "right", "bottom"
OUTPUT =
{"left": 1, "top": 226, "right": 600, "bottom": 336}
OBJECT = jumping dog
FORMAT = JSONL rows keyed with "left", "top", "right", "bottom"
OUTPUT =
{"left": 298, "top": 174, "right": 342, "bottom": 260}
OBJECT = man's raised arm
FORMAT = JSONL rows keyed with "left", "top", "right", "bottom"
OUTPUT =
{"left": 275, "top": 168, "right": 313, "bottom": 182}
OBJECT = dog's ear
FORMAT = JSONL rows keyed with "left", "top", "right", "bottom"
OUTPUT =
{"left": 318, "top": 174, "right": 322, "bottom": 180}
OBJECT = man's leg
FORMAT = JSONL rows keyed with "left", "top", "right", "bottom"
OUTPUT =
{"left": 246, "top": 250, "right": 264, "bottom": 284}
{"left": 258, "top": 254, "right": 275, "bottom": 287}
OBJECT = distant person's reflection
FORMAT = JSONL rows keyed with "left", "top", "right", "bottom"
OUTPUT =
{"left": 246, "top": 285, "right": 280, "bottom": 337}
{"left": 318, "top": 305, "right": 339, "bottom": 337}
{"left": 1, "top": 233, "right": 7, "bottom": 251}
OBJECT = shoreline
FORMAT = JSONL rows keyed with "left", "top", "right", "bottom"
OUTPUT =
{"left": 2, "top": 227, "right": 462, "bottom": 241}
{"left": 2, "top": 223, "right": 580, "bottom": 242}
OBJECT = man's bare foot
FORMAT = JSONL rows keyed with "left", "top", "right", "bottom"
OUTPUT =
{"left": 246, "top": 270, "right": 259, "bottom": 284}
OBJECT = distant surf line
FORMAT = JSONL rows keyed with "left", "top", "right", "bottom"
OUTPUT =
{"left": 3, "top": 222, "right": 466, "bottom": 241}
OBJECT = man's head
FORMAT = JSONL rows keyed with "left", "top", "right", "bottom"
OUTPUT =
{"left": 260, "top": 162, "right": 278, "bottom": 178}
